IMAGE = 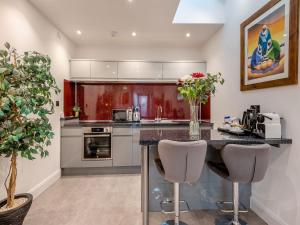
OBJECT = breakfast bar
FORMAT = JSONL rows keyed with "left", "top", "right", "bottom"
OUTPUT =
{"left": 139, "top": 127, "right": 292, "bottom": 225}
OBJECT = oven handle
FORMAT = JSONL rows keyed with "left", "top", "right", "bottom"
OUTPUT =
{"left": 84, "top": 134, "right": 111, "bottom": 138}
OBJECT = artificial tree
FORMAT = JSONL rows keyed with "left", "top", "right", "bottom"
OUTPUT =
{"left": 0, "top": 43, "right": 60, "bottom": 209}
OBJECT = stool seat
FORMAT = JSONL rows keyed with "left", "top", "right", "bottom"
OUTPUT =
{"left": 157, "top": 140, "right": 207, "bottom": 225}
{"left": 208, "top": 144, "right": 271, "bottom": 225}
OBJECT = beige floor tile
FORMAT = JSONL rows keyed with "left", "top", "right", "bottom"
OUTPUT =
{"left": 24, "top": 174, "right": 266, "bottom": 225}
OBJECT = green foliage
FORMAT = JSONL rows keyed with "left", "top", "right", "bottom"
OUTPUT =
{"left": 0, "top": 43, "right": 60, "bottom": 160}
{"left": 177, "top": 73, "right": 224, "bottom": 105}
{"left": 72, "top": 105, "right": 81, "bottom": 113}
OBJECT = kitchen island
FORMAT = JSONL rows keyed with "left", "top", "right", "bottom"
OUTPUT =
{"left": 139, "top": 127, "right": 292, "bottom": 225}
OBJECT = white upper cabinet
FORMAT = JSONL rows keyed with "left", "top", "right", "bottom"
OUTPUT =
{"left": 118, "top": 62, "right": 162, "bottom": 80}
{"left": 162, "top": 62, "right": 206, "bottom": 80}
{"left": 69, "top": 60, "right": 207, "bottom": 82}
{"left": 70, "top": 60, "right": 91, "bottom": 79}
{"left": 91, "top": 61, "right": 118, "bottom": 79}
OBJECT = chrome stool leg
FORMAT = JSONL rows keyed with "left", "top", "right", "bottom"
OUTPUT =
{"left": 215, "top": 182, "right": 247, "bottom": 225}
{"left": 162, "top": 183, "right": 188, "bottom": 225}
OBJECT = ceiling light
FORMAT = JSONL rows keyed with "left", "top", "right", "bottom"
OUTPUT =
{"left": 128, "top": 0, "right": 133, "bottom": 2}
{"left": 186, "top": 33, "right": 190, "bottom": 38}
{"left": 132, "top": 32, "right": 137, "bottom": 37}
{"left": 76, "top": 30, "right": 82, "bottom": 35}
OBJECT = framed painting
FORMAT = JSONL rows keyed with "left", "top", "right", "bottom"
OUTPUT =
{"left": 241, "top": 0, "right": 299, "bottom": 91}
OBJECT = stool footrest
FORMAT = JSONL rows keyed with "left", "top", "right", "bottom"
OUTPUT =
{"left": 160, "top": 199, "right": 190, "bottom": 214}
{"left": 216, "top": 201, "right": 249, "bottom": 214}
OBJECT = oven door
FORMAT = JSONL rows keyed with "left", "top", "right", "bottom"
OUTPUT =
{"left": 83, "top": 133, "right": 112, "bottom": 160}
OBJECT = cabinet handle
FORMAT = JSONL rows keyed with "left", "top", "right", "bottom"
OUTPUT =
{"left": 84, "top": 134, "right": 110, "bottom": 138}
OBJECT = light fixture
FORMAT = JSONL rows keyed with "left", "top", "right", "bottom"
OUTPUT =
{"left": 132, "top": 32, "right": 137, "bottom": 37}
{"left": 128, "top": 0, "right": 133, "bottom": 2}
{"left": 76, "top": 30, "right": 82, "bottom": 35}
{"left": 186, "top": 33, "right": 190, "bottom": 38}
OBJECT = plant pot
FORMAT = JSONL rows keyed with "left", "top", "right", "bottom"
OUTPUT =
{"left": 74, "top": 111, "right": 79, "bottom": 117}
{"left": 0, "top": 193, "right": 33, "bottom": 225}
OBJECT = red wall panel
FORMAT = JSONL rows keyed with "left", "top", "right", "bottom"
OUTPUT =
{"left": 74, "top": 83, "right": 210, "bottom": 121}
{"left": 63, "top": 79, "right": 75, "bottom": 117}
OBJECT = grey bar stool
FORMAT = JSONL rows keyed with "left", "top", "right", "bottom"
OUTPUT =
{"left": 207, "top": 144, "right": 270, "bottom": 225}
{"left": 155, "top": 140, "right": 207, "bottom": 225}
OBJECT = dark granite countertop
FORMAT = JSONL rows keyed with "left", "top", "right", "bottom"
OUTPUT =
{"left": 139, "top": 128, "right": 292, "bottom": 147}
{"left": 61, "top": 120, "right": 214, "bottom": 128}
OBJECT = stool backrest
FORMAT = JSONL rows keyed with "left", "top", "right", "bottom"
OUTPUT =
{"left": 221, "top": 144, "right": 270, "bottom": 183}
{"left": 158, "top": 140, "right": 207, "bottom": 183}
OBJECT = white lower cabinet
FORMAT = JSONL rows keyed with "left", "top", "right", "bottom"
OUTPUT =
{"left": 132, "top": 128, "right": 141, "bottom": 166}
{"left": 112, "top": 127, "right": 141, "bottom": 167}
{"left": 61, "top": 128, "right": 113, "bottom": 168}
{"left": 112, "top": 135, "right": 133, "bottom": 167}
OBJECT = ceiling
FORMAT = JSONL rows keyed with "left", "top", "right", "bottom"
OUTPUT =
{"left": 29, "top": 0, "right": 223, "bottom": 48}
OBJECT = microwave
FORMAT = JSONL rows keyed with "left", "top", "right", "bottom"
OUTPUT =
{"left": 112, "top": 109, "right": 132, "bottom": 122}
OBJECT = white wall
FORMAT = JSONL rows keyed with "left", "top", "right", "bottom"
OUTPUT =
{"left": 202, "top": 0, "right": 300, "bottom": 224}
{"left": 0, "top": 0, "right": 75, "bottom": 200}
{"left": 74, "top": 44, "right": 204, "bottom": 61}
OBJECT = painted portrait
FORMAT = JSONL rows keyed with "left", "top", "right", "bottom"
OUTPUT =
{"left": 240, "top": 0, "right": 298, "bottom": 91}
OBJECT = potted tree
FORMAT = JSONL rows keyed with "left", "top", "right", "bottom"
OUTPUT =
{"left": 0, "top": 43, "right": 60, "bottom": 225}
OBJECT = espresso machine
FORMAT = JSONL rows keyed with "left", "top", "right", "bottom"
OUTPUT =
{"left": 241, "top": 105, "right": 282, "bottom": 138}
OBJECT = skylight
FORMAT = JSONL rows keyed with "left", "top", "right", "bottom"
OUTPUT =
{"left": 173, "top": 0, "right": 225, "bottom": 24}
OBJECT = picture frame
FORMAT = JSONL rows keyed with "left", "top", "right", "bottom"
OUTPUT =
{"left": 240, "top": 0, "right": 299, "bottom": 91}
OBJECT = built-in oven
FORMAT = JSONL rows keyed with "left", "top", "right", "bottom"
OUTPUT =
{"left": 83, "top": 127, "right": 112, "bottom": 160}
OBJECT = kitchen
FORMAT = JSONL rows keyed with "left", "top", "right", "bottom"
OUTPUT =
{"left": 0, "top": 0, "right": 299, "bottom": 225}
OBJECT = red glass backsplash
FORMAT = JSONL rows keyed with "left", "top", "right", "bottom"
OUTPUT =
{"left": 63, "top": 79, "right": 75, "bottom": 117}
{"left": 72, "top": 82, "right": 210, "bottom": 120}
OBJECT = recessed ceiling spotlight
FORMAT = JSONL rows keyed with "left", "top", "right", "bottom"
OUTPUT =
{"left": 128, "top": 0, "right": 133, "bottom": 2}
{"left": 186, "top": 33, "right": 191, "bottom": 38}
{"left": 132, "top": 32, "right": 137, "bottom": 37}
{"left": 76, "top": 30, "right": 82, "bottom": 35}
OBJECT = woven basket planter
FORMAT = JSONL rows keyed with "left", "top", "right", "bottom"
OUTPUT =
{"left": 0, "top": 193, "right": 33, "bottom": 225}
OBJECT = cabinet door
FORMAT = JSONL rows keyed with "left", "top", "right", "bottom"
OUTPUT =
{"left": 91, "top": 61, "right": 118, "bottom": 79}
{"left": 118, "top": 62, "right": 162, "bottom": 80}
{"left": 61, "top": 136, "right": 83, "bottom": 168}
{"left": 70, "top": 60, "right": 91, "bottom": 79}
{"left": 132, "top": 128, "right": 141, "bottom": 166}
{"left": 162, "top": 62, "right": 206, "bottom": 80}
{"left": 112, "top": 136, "right": 133, "bottom": 167}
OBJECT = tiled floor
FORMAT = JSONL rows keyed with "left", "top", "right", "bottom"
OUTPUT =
{"left": 24, "top": 174, "right": 267, "bottom": 225}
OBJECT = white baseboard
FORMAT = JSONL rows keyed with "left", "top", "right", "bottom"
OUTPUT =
{"left": 251, "top": 196, "right": 288, "bottom": 225}
{"left": 27, "top": 169, "right": 61, "bottom": 199}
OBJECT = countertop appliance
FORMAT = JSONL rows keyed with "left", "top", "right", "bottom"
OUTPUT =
{"left": 112, "top": 108, "right": 133, "bottom": 122}
{"left": 255, "top": 113, "right": 281, "bottom": 138}
{"left": 132, "top": 106, "right": 140, "bottom": 122}
{"left": 83, "top": 127, "right": 112, "bottom": 160}
{"left": 241, "top": 105, "right": 281, "bottom": 138}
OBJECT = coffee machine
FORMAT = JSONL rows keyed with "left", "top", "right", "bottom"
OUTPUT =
{"left": 241, "top": 105, "right": 281, "bottom": 138}
{"left": 255, "top": 113, "right": 281, "bottom": 138}
{"left": 241, "top": 105, "right": 260, "bottom": 132}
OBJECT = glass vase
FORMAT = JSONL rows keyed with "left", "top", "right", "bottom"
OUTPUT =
{"left": 189, "top": 104, "right": 200, "bottom": 136}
